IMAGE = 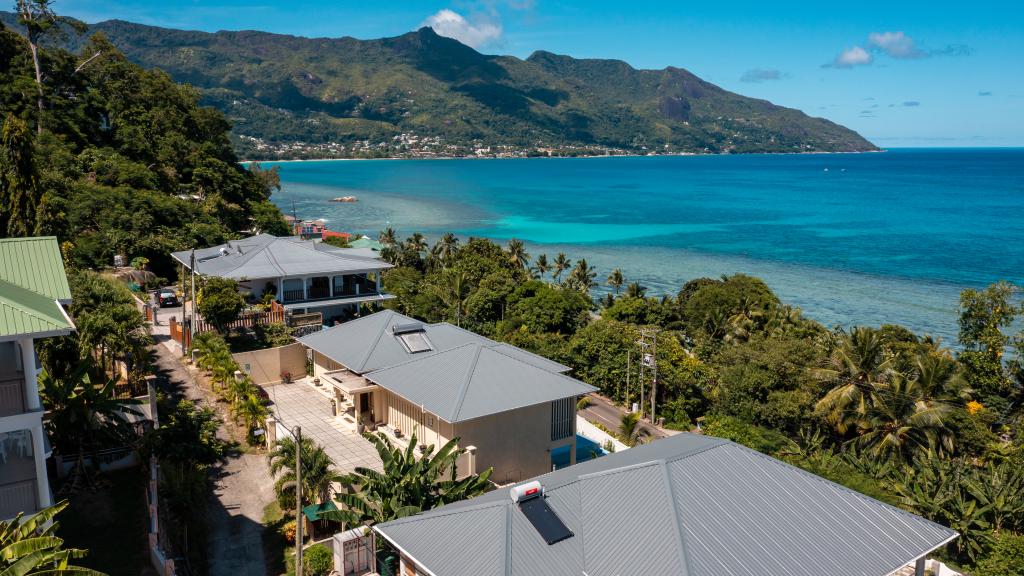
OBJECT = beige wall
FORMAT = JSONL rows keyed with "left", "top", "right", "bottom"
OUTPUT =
{"left": 312, "top": 351, "right": 342, "bottom": 380}
{"left": 234, "top": 343, "right": 307, "bottom": 385}
{"left": 453, "top": 402, "right": 574, "bottom": 484}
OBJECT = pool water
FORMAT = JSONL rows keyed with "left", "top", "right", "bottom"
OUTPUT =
{"left": 551, "top": 435, "right": 608, "bottom": 470}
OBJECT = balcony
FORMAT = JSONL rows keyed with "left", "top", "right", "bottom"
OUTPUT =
{"left": 0, "top": 372, "right": 26, "bottom": 417}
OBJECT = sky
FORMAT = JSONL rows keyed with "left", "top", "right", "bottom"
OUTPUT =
{"left": 55, "top": 0, "right": 1024, "bottom": 147}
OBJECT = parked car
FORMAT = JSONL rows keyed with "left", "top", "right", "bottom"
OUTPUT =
{"left": 157, "top": 290, "right": 179, "bottom": 308}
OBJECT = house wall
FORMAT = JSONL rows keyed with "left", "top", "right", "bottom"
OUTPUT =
{"left": 0, "top": 337, "right": 51, "bottom": 521}
{"left": 453, "top": 402, "right": 576, "bottom": 484}
{"left": 312, "top": 351, "right": 343, "bottom": 381}
{"left": 233, "top": 343, "right": 307, "bottom": 385}
{"left": 381, "top": 391, "right": 452, "bottom": 449}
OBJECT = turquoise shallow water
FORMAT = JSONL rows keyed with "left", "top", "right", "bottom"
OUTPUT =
{"left": 265, "top": 149, "right": 1024, "bottom": 342}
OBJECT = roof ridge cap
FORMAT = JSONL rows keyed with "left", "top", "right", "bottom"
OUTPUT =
{"left": 451, "top": 343, "right": 485, "bottom": 421}
{"left": 658, "top": 459, "right": 693, "bottom": 576}
{"left": 378, "top": 498, "right": 510, "bottom": 527}
{"left": 354, "top": 310, "right": 397, "bottom": 372}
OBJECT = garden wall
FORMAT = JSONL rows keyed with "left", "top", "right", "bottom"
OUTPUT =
{"left": 233, "top": 343, "right": 307, "bottom": 385}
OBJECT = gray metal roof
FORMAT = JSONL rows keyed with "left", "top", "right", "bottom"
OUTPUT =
{"left": 298, "top": 310, "right": 572, "bottom": 374}
{"left": 376, "top": 433, "right": 957, "bottom": 576}
{"left": 363, "top": 343, "right": 596, "bottom": 423}
{"left": 170, "top": 234, "right": 391, "bottom": 280}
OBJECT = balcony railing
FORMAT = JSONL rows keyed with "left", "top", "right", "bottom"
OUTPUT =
{"left": 282, "top": 282, "right": 383, "bottom": 303}
{"left": 282, "top": 289, "right": 305, "bottom": 303}
{"left": 0, "top": 374, "right": 26, "bottom": 417}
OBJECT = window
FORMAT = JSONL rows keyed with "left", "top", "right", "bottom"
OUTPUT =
{"left": 551, "top": 397, "right": 574, "bottom": 441}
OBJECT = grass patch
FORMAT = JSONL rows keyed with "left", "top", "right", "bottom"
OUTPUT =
{"left": 262, "top": 500, "right": 291, "bottom": 575}
{"left": 56, "top": 468, "right": 153, "bottom": 576}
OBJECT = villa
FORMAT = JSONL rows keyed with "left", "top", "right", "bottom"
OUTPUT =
{"left": 298, "top": 310, "right": 597, "bottom": 483}
{"left": 373, "top": 432, "right": 958, "bottom": 576}
{"left": 0, "top": 237, "right": 76, "bottom": 520}
{"left": 171, "top": 234, "right": 393, "bottom": 324}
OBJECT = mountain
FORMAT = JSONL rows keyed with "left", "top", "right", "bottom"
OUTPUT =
{"left": 0, "top": 13, "right": 877, "bottom": 158}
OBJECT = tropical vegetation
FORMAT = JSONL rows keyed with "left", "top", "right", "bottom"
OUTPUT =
{"left": 0, "top": 501, "right": 104, "bottom": 575}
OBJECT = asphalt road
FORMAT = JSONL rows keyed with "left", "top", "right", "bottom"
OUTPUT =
{"left": 578, "top": 394, "right": 671, "bottom": 440}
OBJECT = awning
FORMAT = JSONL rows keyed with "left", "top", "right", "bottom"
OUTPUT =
{"left": 303, "top": 501, "right": 339, "bottom": 522}
{"left": 282, "top": 293, "right": 396, "bottom": 311}
{"left": 323, "top": 369, "right": 379, "bottom": 395}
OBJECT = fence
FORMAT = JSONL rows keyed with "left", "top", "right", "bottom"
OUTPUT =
{"left": 191, "top": 301, "right": 286, "bottom": 334}
{"left": 233, "top": 343, "right": 308, "bottom": 385}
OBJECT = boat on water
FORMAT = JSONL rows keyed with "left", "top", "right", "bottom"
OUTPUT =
{"left": 330, "top": 196, "right": 358, "bottom": 203}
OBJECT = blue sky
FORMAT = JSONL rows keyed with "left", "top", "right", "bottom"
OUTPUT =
{"left": 56, "top": 0, "right": 1024, "bottom": 147}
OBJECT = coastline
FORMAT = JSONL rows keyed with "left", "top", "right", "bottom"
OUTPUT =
{"left": 240, "top": 148, "right": 885, "bottom": 164}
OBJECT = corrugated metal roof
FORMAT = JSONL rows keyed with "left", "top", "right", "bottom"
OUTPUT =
{"left": 375, "top": 433, "right": 958, "bottom": 576}
{"left": 364, "top": 343, "right": 596, "bottom": 423}
{"left": 169, "top": 234, "right": 391, "bottom": 280}
{"left": 298, "top": 310, "right": 572, "bottom": 374}
{"left": 0, "top": 237, "right": 72, "bottom": 302}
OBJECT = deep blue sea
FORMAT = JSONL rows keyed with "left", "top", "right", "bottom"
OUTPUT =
{"left": 264, "top": 149, "right": 1024, "bottom": 342}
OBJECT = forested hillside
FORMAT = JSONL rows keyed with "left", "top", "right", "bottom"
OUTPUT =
{"left": 0, "top": 13, "right": 877, "bottom": 158}
{"left": 0, "top": 19, "right": 287, "bottom": 277}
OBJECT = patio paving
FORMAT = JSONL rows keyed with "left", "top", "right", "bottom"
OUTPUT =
{"left": 262, "top": 380, "right": 383, "bottom": 473}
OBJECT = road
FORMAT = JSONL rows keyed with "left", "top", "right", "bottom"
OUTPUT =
{"left": 152, "top": 340, "right": 273, "bottom": 576}
{"left": 578, "top": 394, "right": 672, "bottom": 440}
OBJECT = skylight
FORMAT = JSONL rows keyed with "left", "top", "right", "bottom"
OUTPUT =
{"left": 397, "top": 331, "right": 432, "bottom": 353}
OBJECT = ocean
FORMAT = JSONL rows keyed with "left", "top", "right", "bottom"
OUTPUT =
{"left": 263, "top": 149, "right": 1024, "bottom": 342}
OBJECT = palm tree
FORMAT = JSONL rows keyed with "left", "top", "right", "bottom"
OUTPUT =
{"left": 268, "top": 437, "right": 338, "bottom": 508}
{"left": 38, "top": 364, "right": 142, "bottom": 491}
{"left": 404, "top": 233, "right": 428, "bottom": 254}
{"left": 814, "top": 327, "right": 894, "bottom": 434}
{"left": 232, "top": 391, "right": 269, "bottom": 444}
{"left": 327, "top": 430, "right": 492, "bottom": 525}
{"left": 566, "top": 258, "right": 597, "bottom": 294}
{"left": 853, "top": 374, "right": 952, "bottom": 461}
{"left": 0, "top": 500, "right": 103, "bottom": 575}
{"left": 434, "top": 233, "right": 459, "bottom": 264}
{"left": 618, "top": 412, "right": 649, "bottom": 447}
{"left": 914, "top": 353, "right": 969, "bottom": 404}
{"left": 427, "top": 269, "right": 470, "bottom": 327}
{"left": 624, "top": 281, "right": 646, "bottom": 298}
{"left": 606, "top": 269, "right": 625, "bottom": 295}
{"left": 533, "top": 254, "right": 551, "bottom": 279}
{"left": 378, "top": 227, "right": 397, "bottom": 247}
{"left": 552, "top": 253, "right": 571, "bottom": 283}
{"left": 506, "top": 238, "right": 530, "bottom": 270}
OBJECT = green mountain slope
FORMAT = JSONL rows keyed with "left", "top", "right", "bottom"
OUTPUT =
{"left": 1, "top": 13, "right": 877, "bottom": 157}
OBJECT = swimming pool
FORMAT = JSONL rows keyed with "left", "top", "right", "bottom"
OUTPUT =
{"left": 551, "top": 435, "right": 608, "bottom": 470}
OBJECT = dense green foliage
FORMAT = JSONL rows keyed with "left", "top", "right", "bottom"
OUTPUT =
{"left": 197, "top": 277, "right": 245, "bottom": 331}
{"left": 0, "top": 500, "right": 104, "bottom": 575}
{"left": 380, "top": 232, "right": 1024, "bottom": 571}
{"left": 0, "top": 19, "right": 287, "bottom": 276}
{"left": 0, "top": 14, "right": 876, "bottom": 157}
{"left": 190, "top": 331, "right": 270, "bottom": 444}
{"left": 328, "top": 430, "right": 492, "bottom": 525}
{"left": 302, "top": 544, "right": 332, "bottom": 576}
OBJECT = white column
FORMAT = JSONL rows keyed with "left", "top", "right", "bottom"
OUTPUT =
{"left": 19, "top": 338, "right": 40, "bottom": 411}
{"left": 30, "top": 424, "right": 51, "bottom": 508}
{"left": 375, "top": 273, "right": 382, "bottom": 292}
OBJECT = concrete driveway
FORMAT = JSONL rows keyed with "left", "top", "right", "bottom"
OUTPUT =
{"left": 263, "top": 381, "right": 383, "bottom": 474}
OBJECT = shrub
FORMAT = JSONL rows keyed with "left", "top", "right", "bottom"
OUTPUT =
{"left": 303, "top": 544, "right": 333, "bottom": 576}
{"left": 701, "top": 414, "right": 788, "bottom": 454}
{"left": 975, "top": 533, "right": 1024, "bottom": 576}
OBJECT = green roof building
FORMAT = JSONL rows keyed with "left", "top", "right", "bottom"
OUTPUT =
{"left": 0, "top": 237, "right": 74, "bottom": 520}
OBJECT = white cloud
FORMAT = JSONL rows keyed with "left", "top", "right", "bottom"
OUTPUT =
{"left": 868, "top": 31, "right": 924, "bottom": 59}
{"left": 828, "top": 46, "right": 873, "bottom": 68}
{"left": 422, "top": 9, "right": 502, "bottom": 49}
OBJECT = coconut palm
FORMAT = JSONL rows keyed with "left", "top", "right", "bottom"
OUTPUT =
{"left": 606, "top": 269, "right": 625, "bottom": 295}
{"left": 533, "top": 254, "right": 551, "bottom": 279}
{"left": 327, "top": 430, "right": 492, "bottom": 525}
{"left": 378, "top": 227, "right": 397, "bottom": 247}
{"left": 914, "top": 353, "right": 970, "bottom": 404}
{"left": 404, "top": 233, "right": 428, "bottom": 254}
{"left": 566, "top": 258, "right": 597, "bottom": 294}
{"left": 0, "top": 501, "right": 103, "bottom": 575}
{"left": 618, "top": 412, "right": 649, "bottom": 447}
{"left": 624, "top": 281, "right": 646, "bottom": 299}
{"left": 268, "top": 436, "right": 339, "bottom": 507}
{"left": 814, "top": 326, "right": 894, "bottom": 434}
{"left": 854, "top": 374, "right": 952, "bottom": 461}
{"left": 506, "top": 238, "right": 530, "bottom": 270}
{"left": 434, "top": 233, "right": 459, "bottom": 264}
{"left": 552, "top": 253, "right": 571, "bottom": 283}
{"left": 427, "top": 269, "right": 470, "bottom": 327}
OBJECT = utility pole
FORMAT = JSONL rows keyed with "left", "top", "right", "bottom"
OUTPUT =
{"left": 295, "top": 426, "right": 303, "bottom": 576}
{"left": 636, "top": 328, "right": 658, "bottom": 421}
{"left": 624, "top": 348, "right": 631, "bottom": 409}
{"left": 189, "top": 249, "right": 197, "bottom": 344}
